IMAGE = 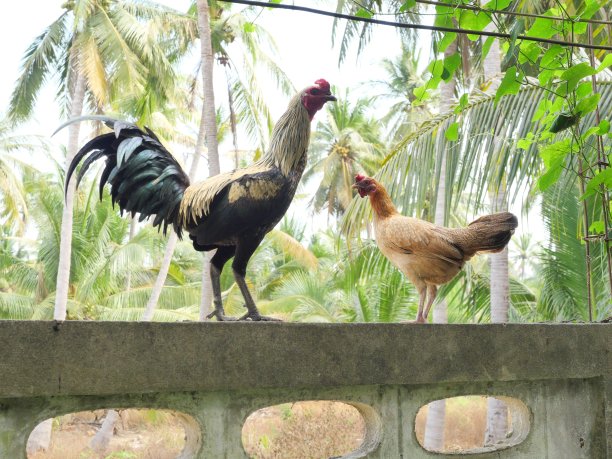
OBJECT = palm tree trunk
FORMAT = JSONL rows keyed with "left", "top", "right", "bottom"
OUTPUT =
{"left": 423, "top": 39, "right": 457, "bottom": 452}
{"left": 125, "top": 217, "right": 137, "bottom": 293}
{"left": 483, "top": 25, "right": 509, "bottom": 445}
{"left": 227, "top": 77, "right": 240, "bottom": 169}
{"left": 140, "top": 0, "right": 220, "bottom": 322}
{"left": 484, "top": 397, "right": 508, "bottom": 447}
{"left": 197, "top": 0, "right": 220, "bottom": 177}
{"left": 54, "top": 70, "right": 86, "bottom": 321}
{"left": 141, "top": 232, "right": 178, "bottom": 321}
{"left": 483, "top": 23, "right": 502, "bottom": 93}
{"left": 26, "top": 418, "right": 53, "bottom": 455}
{"left": 89, "top": 409, "right": 119, "bottom": 452}
{"left": 197, "top": 0, "right": 220, "bottom": 321}
{"left": 432, "top": 149, "right": 448, "bottom": 326}
{"left": 489, "top": 187, "right": 509, "bottom": 323}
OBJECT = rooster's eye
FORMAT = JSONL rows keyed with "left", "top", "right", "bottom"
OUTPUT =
{"left": 311, "top": 88, "right": 320, "bottom": 95}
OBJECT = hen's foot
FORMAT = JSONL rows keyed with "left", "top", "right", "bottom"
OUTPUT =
{"left": 238, "top": 310, "right": 282, "bottom": 322}
{"left": 402, "top": 316, "right": 427, "bottom": 324}
{"left": 206, "top": 310, "right": 238, "bottom": 321}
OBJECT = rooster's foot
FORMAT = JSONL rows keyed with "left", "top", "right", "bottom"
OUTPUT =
{"left": 206, "top": 310, "right": 238, "bottom": 322}
{"left": 238, "top": 309, "right": 282, "bottom": 322}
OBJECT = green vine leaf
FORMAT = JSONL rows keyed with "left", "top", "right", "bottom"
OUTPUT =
{"left": 399, "top": 0, "right": 416, "bottom": 12}
{"left": 575, "top": 93, "right": 601, "bottom": 116}
{"left": 559, "top": 63, "right": 597, "bottom": 92}
{"left": 583, "top": 169, "right": 612, "bottom": 199}
{"left": 538, "top": 139, "right": 574, "bottom": 191}
{"left": 495, "top": 66, "right": 522, "bottom": 104}
{"left": 445, "top": 122, "right": 459, "bottom": 141}
{"left": 596, "top": 53, "right": 612, "bottom": 72}
{"left": 355, "top": 8, "right": 373, "bottom": 19}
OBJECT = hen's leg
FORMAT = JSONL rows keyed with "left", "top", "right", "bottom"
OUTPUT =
{"left": 415, "top": 286, "right": 427, "bottom": 323}
{"left": 206, "top": 246, "right": 236, "bottom": 321}
{"left": 233, "top": 238, "right": 280, "bottom": 321}
{"left": 423, "top": 285, "right": 438, "bottom": 320}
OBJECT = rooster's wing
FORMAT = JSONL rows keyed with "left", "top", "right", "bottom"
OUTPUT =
{"left": 184, "top": 169, "right": 295, "bottom": 249}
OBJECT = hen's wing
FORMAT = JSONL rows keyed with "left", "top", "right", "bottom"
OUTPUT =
{"left": 379, "top": 216, "right": 465, "bottom": 267}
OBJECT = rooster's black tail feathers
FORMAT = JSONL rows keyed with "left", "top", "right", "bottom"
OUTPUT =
{"left": 61, "top": 116, "right": 190, "bottom": 236}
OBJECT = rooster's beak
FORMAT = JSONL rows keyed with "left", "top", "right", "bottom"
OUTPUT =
{"left": 325, "top": 94, "right": 337, "bottom": 102}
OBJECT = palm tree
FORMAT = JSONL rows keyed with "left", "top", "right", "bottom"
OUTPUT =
{"left": 1, "top": 170, "right": 201, "bottom": 322}
{"left": 0, "top": 118, "right": 45, "bottom": 235}
{"left": 510, "top": 233, "right": 540, "bottom": 280}
{"left": 339, "top": 244, "right": 418, "bottom": 323}
{"left": 199, "top": 1, "right": 294, "bottom": 147}
{"left": 421, "top": 37, "right": 459, "bottom": 451}
{"left": 194, "top": 0, "right": 221, "bottom": 321}
{"left": 304, "top": 89, "right": 384, "bottom": 221}
{"left": 538, "top": 174, "right": 611, "bottom": 321}
{"left": 333, "top": 0, "right": 421, "bottom": 64}
{"left": 141, "top": 0, "right": 220, "bottom": 322}
{"left": 9, "top": 0, "right": 195, "bottom": 321}
{"left": 142, "top": 1, "right": 295, "bottom": 321}
{"left": 370, "top": 43, "right": 433, "bottom": 141}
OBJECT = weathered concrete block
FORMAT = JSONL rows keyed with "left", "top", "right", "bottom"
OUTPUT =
{"left": 0, "top": 321, "right": 609, "bottom": 457}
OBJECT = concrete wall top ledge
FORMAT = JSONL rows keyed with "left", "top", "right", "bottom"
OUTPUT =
{"left": 1, "top": 321, "right": 609, "bottom": 398}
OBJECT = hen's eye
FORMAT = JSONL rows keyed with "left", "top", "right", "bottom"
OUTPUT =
{"left": 311, "top": 88, "right": 320, "bottom": 95}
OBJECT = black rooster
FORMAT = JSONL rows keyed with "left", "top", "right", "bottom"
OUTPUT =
{"left": 61, "top": 79, "right": 336, "bottom": 321}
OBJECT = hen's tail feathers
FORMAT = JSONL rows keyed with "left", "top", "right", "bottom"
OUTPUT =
{"left": 465, "top": 212, "right": 518, "bottom": 254}
{"left": 60, "top": 116, "right": 190, "bottom": 236}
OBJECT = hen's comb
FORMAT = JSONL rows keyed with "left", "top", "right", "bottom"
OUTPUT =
{"left": 315, "top": 79, "right": 331, "bottom": 91}
{"left": 355, "top": 173, "right": 366, "bottom": 182}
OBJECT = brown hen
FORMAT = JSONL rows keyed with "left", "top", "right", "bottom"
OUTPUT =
{"left": 353, "top": 174, "right": 518, "bottom": 323}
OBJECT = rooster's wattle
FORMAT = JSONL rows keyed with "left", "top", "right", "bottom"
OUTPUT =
{"left": 62, "top": 79, "right": 336, "bottom": 321}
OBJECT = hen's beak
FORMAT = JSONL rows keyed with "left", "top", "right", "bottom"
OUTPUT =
{"left": 324, "top": 94, "right": 337, "bottom": 102}
{"left": 352, "top": 181, "right": 367, "bottom": 198}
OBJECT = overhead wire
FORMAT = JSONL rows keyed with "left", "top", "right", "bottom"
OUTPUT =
{"left": 413, "top": 0, "right": 612, "bottom": 26}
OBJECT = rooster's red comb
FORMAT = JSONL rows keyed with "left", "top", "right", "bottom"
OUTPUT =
{"left": 315, "top": 79, "right": 331, "bottom": 91}
{"left": 355, "top": 174, "right": 366, "bottom": 182}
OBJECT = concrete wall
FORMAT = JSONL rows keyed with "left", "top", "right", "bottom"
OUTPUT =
{"left": 0, "top": 321, "right": 609, "bottom": 458}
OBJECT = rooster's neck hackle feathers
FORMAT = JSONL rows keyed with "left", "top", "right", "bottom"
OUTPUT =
{"left": 179, "top": 93, "right": 311, "bottom": 226}
{"left": 263, "top": 92, "right": 311, "bottom": 176}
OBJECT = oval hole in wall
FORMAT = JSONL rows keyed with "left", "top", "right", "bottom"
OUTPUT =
{"left": 242, "top": 400, "right": 381, "bottom": 458}
{"left": 27, "top": 408, "right": 199, "bottom": 458}
{"left": 415, "top": 395, "right": 530, "bottom": 454}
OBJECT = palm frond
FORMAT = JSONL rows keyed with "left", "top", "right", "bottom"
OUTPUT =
{"left": 342, "top": 82, "right": 612, "bottom": 240}
{"left": 266, "top": 230, "right": 318, "bottom": 270}
{"left": 0, "top": 292, "right": 35, "bottom": 319}
{"left": 9, "top": 13, "right": 69, "bottom": 121}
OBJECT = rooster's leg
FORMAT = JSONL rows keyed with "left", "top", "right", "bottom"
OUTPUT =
{"left": 415, "top": 287, "right": 427, "bottom": 323}
{"left": 233, "top": 239, "right": 280, "bottom": 321}
{"left": 423, "top": 285, "right": 438, "bottom": 320}
{"left": 206, "top": 246, "right": 236, "bottom": 321}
